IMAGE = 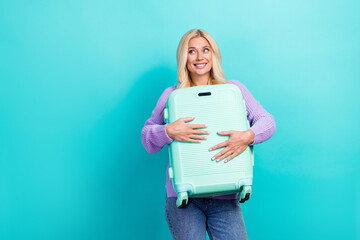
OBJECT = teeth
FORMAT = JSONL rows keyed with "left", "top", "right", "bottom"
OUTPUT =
{"left": 195, "top": 64, "right": 206, "bottom": 66}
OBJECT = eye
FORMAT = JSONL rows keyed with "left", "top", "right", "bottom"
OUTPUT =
{"left": 204, "top": 48, "right": 210, "bottom": 53}
{"left": 188, "top": 49, "right": 195, "bottom": 54}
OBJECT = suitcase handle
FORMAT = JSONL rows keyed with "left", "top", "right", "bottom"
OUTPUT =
{"left": 198, "top": 92, "right": 211, "bottom": 96}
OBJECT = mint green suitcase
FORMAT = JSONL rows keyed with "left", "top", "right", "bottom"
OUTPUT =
{"left": 164, "top": 84, "right": 254, "bottom": 207}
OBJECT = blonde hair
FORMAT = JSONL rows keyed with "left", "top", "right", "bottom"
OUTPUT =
{"left": 176, "top": 29, "right": 228, "bottom": 89}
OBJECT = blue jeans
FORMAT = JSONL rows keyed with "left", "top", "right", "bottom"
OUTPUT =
{"left": 165, "top": 197, "right": 248, "bottom": 240}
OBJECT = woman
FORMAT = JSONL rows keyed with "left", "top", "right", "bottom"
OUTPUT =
{"left": 141, "top": 29, "right": 276, "bottom": 240}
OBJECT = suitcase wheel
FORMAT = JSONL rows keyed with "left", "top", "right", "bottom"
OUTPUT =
{"left": 238, "top": 185, "right": 252, "bottom": 203}
{"left": 176, "top": 192, "right": 188, "bottom": 208}
{"left": 179, "top": 199, "right": 187, "bottom": 208}
{"left": 240, "top": 193, "right": 251, "bottom": 203}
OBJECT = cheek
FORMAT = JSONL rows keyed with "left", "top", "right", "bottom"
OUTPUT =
{"left": 188, "top": 55, "right": 195, "bottom": 62}
{"left": 205, "top": 53, "right": 212, "bottom": 62}
{"left": 186, "top": 57, "right": 191, "bottom": 66}
{"left": 208, "top": 56, "right": 213, "bottom": 67}
{"left": 186, "top": 61, "right": 192, "bottom": 70}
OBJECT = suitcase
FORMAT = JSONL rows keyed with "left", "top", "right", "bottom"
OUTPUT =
{"left": 164, "top": 83, "right": 254, "bottom": 207}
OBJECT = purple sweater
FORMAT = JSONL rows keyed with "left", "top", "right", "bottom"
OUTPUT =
{"left": 141, "top": 80, "right": 276, "bottom": 199}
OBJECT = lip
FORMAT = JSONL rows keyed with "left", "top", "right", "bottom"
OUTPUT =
{"left": 194, "top": 63, "right": 207, "bottom": 69}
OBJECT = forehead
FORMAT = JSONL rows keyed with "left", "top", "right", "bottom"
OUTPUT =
{"left": 188, "top": 37, "right": 210, "bottom": 48}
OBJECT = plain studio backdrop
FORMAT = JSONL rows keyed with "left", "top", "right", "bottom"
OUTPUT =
{"left": 0, "top": 0, "right": 359, "bottom": 239}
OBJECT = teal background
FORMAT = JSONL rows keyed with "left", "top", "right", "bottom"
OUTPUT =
{"left": 0, "top": 0, "right": 359, "bottom": 239}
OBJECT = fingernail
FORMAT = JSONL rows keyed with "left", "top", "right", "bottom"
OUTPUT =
{"left": 209, "top": 148, "right": 212, "bottom": 150}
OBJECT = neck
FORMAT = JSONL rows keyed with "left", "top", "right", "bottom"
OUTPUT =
{"left": 190, "top": 73, "right": 211, "bottom": 86}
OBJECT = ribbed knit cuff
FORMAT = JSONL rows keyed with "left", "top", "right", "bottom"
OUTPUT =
{"left": 248, "top": 128, "right": 256, "bottom": 146}
{"left": 160, "top": 124, "right": 174, "bottom": 146}
{"left": 249, "top": 127, "right": 259, "bottom": 145}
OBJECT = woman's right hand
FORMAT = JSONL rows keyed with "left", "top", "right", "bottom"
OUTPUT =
{"left": 165, "top": 117, "right": 209, "bottom": 143}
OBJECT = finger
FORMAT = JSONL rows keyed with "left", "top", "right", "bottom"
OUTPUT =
{"left": 190, "top": 124, "right": 207, "bottom": 129}
{"left": 189, "top": 134, "right": 207, "bottom": 140}
{"left": 192, "top": 130, "right": 210, "bottom": 135}
{"left": 182, "top": 117, "right": 195, "bottom": 122}
{"left": 186, "top": 138, "right": 201, "bottom": 143}
{"left": 225, "top": 146, "right": 248, "bottom": 162}
{"left": 217, "top": 151, "right": 233, "bottom": 162}
{"left": 211, "top": 148, "right": 229, "bottom": 160}
{"left": 209, "top": 141, "right": 227, "bottom": 151}
{"left": 218, "top": 130, "right": 232, "bottom": 135}
{"left": 214, "top": 148, "right": 232, "bottom": 162}
{"left": 224, "top": 151, "right": 241, "bottom": 163}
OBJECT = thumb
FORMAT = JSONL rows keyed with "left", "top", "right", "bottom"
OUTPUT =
{"left": 218, "top": 130, "right": 232, "bottom": 135}
{"left": 182, "top": 117, "right": 195, "bottom": 123}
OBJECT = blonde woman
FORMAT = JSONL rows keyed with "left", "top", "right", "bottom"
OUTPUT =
{"left": 141, "top": 29, "right": 276, "bottom": 239}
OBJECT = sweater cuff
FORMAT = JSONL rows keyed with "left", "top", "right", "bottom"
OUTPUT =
{"left": 248, "top": 128, "right": 256, "bottom": 146}
{"left": 160, "top": 124, "right": 174, "bottom": 145}
{"left": 249, "top": 127, "right": 259, "bottom": 145}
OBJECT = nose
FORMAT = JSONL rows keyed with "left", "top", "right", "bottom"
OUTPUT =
{"left": 196, "top": 51, "right": 204, "bottom": 61}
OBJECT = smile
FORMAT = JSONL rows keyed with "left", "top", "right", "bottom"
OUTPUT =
{"left": 194, "top": 63, "right": 207, "bottom": 69}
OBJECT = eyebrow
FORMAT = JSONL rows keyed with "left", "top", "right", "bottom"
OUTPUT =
{"left": 188, "top": 46, "right": 210, "bottom": 50}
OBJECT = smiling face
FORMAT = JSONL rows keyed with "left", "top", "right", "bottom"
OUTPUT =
{"left": 186, "top": 37, "right": 213, "bottom": 82}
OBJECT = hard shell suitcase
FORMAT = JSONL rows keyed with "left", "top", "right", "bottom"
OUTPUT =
{"left": 164, "top": 83, "right": 254, "bottom": 207}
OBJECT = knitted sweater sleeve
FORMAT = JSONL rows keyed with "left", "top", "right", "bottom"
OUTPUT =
{"left": 141, "top": 87, "right": 175, "bottom": 153}
{"left": 229, "top": 80, "right": 276, "bottom": 145}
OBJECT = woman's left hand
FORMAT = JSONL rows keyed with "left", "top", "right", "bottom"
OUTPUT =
{"left": 209, "top": 130, "right": 255, "bottom": 163}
